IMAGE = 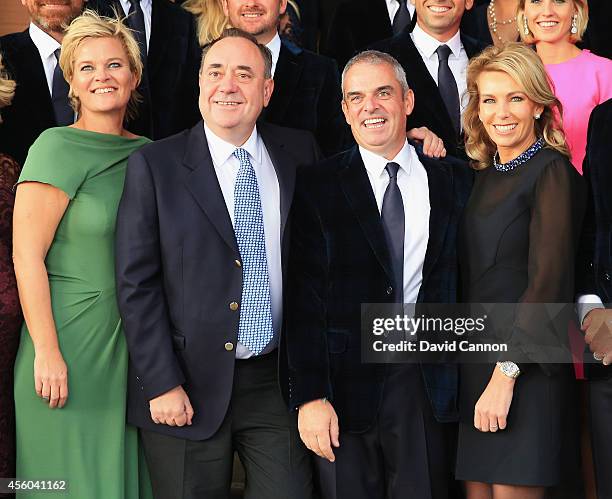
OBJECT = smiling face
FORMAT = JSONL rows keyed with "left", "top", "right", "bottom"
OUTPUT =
{"left": 342, "top": 61, "right": 414, "bottom": 160}
{"left": 222, "top": 0, "right": 288, "bottom": 44}
{"left": 199, "top": 36, "right": 274, "bottom": 145}
{"left": 477, "top": 70, "right": 544, "bottom": 163}
{"left": 411, "top": 0, "right": 474, "bottom": 41}
{"left": 21, "top": 0, "right": 84, "bottom": 39}
{"left": 70, "top": 36, "right": 137, "bottom": 119}
{"left": 524, "top": 0, "right": 576, "bottom": 44}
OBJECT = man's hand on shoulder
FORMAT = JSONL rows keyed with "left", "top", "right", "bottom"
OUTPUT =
{"left": 149, "top": 385, "right": 194, "bottom": 427}
{"left": 407, "top": 127, "right": 446, "bottom": 158}
{"left": 298, "top": 398, "right": 340, "bottom": 462}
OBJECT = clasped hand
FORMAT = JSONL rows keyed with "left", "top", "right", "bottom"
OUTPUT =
{"left": 149, "top": 385, "right": 194, "bottom": 427}
{"left": 582, "top": 308, "right": 612, "bottom": 365}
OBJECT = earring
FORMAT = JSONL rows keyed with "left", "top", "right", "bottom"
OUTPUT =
{"left": 523, "top": 16, "right": 530, "bottom": 36}
{"left": 571, "top": 14, "right": 578, "bottom": 34}
{"left": 534, "top": 114, "right": 541, "bottom": 120}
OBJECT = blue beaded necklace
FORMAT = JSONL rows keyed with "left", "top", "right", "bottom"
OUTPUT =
{"left": 493, "top": 138, "right": 545, "bottom": 172}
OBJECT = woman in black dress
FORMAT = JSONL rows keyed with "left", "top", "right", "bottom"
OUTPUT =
{"left": 456, "top": 42, "right": 585, "bottom": 498}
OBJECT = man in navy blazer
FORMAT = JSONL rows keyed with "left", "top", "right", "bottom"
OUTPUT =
{"left": 115, "top": 29, "right": 318, "bottom": 498}
{"left": 285, "top": 50, "right": 472, "bottom": 499}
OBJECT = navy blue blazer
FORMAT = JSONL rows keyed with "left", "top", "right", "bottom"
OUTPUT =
{"left": 115, "top": 121, "right": 321, "bottom": 440}
{"left": 577, "top": 98, "right": 612, "bottom": 380}
{"left": 285, "top": 145, "right": 473, "bottom": 431}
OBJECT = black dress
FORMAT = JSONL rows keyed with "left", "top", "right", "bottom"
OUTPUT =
{"left": 455, "top": 148, "right": 585, "bottom": 486}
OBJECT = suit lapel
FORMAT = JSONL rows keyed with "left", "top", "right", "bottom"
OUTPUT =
{"left": 19, "top": 31, "right": 55, "bottom": 125}
{"left": 147, "top": 0, "right": 166, "bottom": 79}
{"left": 258, "top": 123, "right": 295, "bottom": 239}
{"left": 338, "top": 147, "right": 394, "bottom": 281}
{"left": 183, "top": 122, "right": 239, "bottom": 254}
{"left": 395, "top": 32, "right": 455, "bottom": 142}
{"left": 421, "top": 156, "right": 452, "bottom": 285}
{"left": 261, "top": 43, "right": 303, "bottom": 123}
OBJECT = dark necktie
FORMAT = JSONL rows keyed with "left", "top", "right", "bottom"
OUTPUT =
{"left": 52, "top": 49, "right": 73, "bottom": 126}
{"left": 381, "top": 162, "right": 405, "bottom": 303}
{"left": 127, "top": 0, "right": 148, "bottom": 62}
{"left": 393, "top": 0, "right": 412, "bottom": 35}
{"left": 436, "top": 44, "right": 461, "bottom": 135}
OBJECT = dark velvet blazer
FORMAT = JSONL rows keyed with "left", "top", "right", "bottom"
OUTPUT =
{"left": 88, "top": 0, "right": 201, "bottom": 139}
{"left": 115, "top": 121, "right": 320, "bottom": 440}
{"left": 285, "top": 145, "right": 473, "bottom": 432}
{"left": 371, "top": 29, "right": 486, "bottom": 158}
{"left": 324, "top": 0, "right": 416, "bottom": 71}
{"left": 261, "top": 40, "right": 347, "bottom": 157}
{"left": 0, "top": 31, "right": 56, "bottom": 166}
{"left": 577, "top": 99, "right": 612, "bottom": 380}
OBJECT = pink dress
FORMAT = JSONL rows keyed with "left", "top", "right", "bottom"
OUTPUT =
{"left": 546, "top": 50, "right": 612, "bottom": 174}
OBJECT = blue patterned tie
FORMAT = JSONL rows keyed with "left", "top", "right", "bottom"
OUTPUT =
{"left": 233, "top": 148, "right": 274, "bottom": 354}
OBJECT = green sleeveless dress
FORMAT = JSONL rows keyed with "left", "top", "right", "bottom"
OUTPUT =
{"left": 13, "top": 127, "right": 153, "bottom": 498}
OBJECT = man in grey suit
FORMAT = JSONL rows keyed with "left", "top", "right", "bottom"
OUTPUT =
{"left": 115, "top": 28, "right": 318, "bottom": 499}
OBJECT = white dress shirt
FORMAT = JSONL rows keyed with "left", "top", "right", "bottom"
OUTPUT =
{"left": 204, "top": 123, "right": 282, "bottom": 358}
{"left": 265, "top": 33, "right": 282, "bottom": 78}
{"left": 360, "top": 141, "right": 430, "bottom": 303}
{"left": 29, "top": 22, "right": 61, "bottom": 96}
{"left": 119, "top": 0, "right": 152, "bottom": 49}
{"left": 385, "top": 0, "right": 416, "bottom": 25}
{"left": 411, "top": 23, "right": 469, "bottom": 115}
{"left": 577, "top": 294, "right": 605, "bottom": 325}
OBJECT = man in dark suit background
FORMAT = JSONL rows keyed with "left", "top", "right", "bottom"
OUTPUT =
{"left": 325, "top": 0, "right": 417, "bottom": 71}
{"left": 285, "top": 50, "right": 472, "bottom": 499}
{"left": 115, "top": 28, "right": 317, "bottom": 499}
{"left": 582, "top": 0, "right": 612, "bottom": 60}
{"left": 0, "top": 0, "right": 84, "bottom": 165}
{"left": 373, "top": 0, "right": 484, "bottom": 158}
{"left": 88, "top": 0, "right": 201, "bottom": 139}
{"left": 222, "top": 0, "right": 346, "bottom": 156}
{"left": 576, "top": 98, "right": 612, "bottom": 499}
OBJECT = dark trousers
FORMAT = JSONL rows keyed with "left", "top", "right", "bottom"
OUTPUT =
{"left": 589, "top": 376, "right": 612, "bottom": 499}
{"left": 140, "top": 352, "right": 313, "bottom": 499}
{"left": 315, "top": 365, "right": 455, "bottom": 499}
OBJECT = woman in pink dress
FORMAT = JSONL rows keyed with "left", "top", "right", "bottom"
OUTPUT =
{"left": 518, "top": 0, "right": 612, "bottom": 174}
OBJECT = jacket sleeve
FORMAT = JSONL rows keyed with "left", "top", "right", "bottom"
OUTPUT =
{"left": 115, "top": 149, "right": 186, "bottom": 400}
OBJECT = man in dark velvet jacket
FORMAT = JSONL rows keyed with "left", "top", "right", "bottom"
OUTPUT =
{"left": 576, "top": 98, "right": 612, "bottom": 499}
{"left": 222, "top": 0, "right": 347, "bottom": 156}
{"left": 88, "top": 0, "right": 201, "bottom": 139}
{"left": 0, "top": 0, "right": 84, "bottom": 165}
{"left": 285, "top": 50, "right": 472, "bottom": 499}
{"left": 372, "top": 0, "right": 485, "bottom": 158}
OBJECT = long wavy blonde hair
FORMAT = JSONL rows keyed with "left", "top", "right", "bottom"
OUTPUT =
{"left": 463, "top": 42, "right": 569, "bottom": 170}
{"left": 0, "top": 54, "right": 16, "bottom": 123}
{"left": 183, "top": 0, "right": 228, "bottom": 46}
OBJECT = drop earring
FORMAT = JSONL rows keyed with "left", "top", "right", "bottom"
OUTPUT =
{"left": 534, "top": 114, "right": 541, "bottom": 120}
{"left": 523, "top": 16, "right": 530, "bottom": 36}
{"left": 571, "top": 14, "right": 578, "bottom": 34}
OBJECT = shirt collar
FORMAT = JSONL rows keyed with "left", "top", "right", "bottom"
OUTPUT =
{"left": 360, "top": 140, "right": 414, "bottom": 180}
{"left": 412, "top": 23, "right": 463, "bottom": 59}
{"left": 29, "top": 22, "right": 60, "bottom": 60}
{"left": 266, "top": 32, "right": 282, "bottom": 74}
{"left": 204, "top": 122, "right": 262, "bottom": 167}
{"left": 119, "top": 0, "right": 152, "bottom": 15}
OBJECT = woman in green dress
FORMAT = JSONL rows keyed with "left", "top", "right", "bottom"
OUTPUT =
{"left": 12, "top": 11, "right": 152, "bottom": 498}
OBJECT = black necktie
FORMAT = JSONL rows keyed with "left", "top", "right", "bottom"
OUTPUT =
{"left": 381, "top": 162, "right": 405, "bottom": 303}
{"left": 127, "top": 0, "right": 148, "bottom": 62}
{"left": 52, "top": 49, "right": 73, "bottom": 126}
{"left": 436, "top": 44, "right": 461, "bottom": 135}
{"left": 393, "top": 0, "right": 412, "bottom": 35}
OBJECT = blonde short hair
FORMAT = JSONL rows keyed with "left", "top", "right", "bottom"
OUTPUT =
{"left": 463, "top": 42, "right": 569, "bottom": 170}
{"left": 517, "top": 0, "right": 588, "bottom": 44}
{"left": 183, "top": 0, "right": 228, "bottom": 46}
{"left": 59, "top": 9, "right": 142, "bottom": 122}
{"left": 0, "top": 54, "right": 16, "bottom": 123}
